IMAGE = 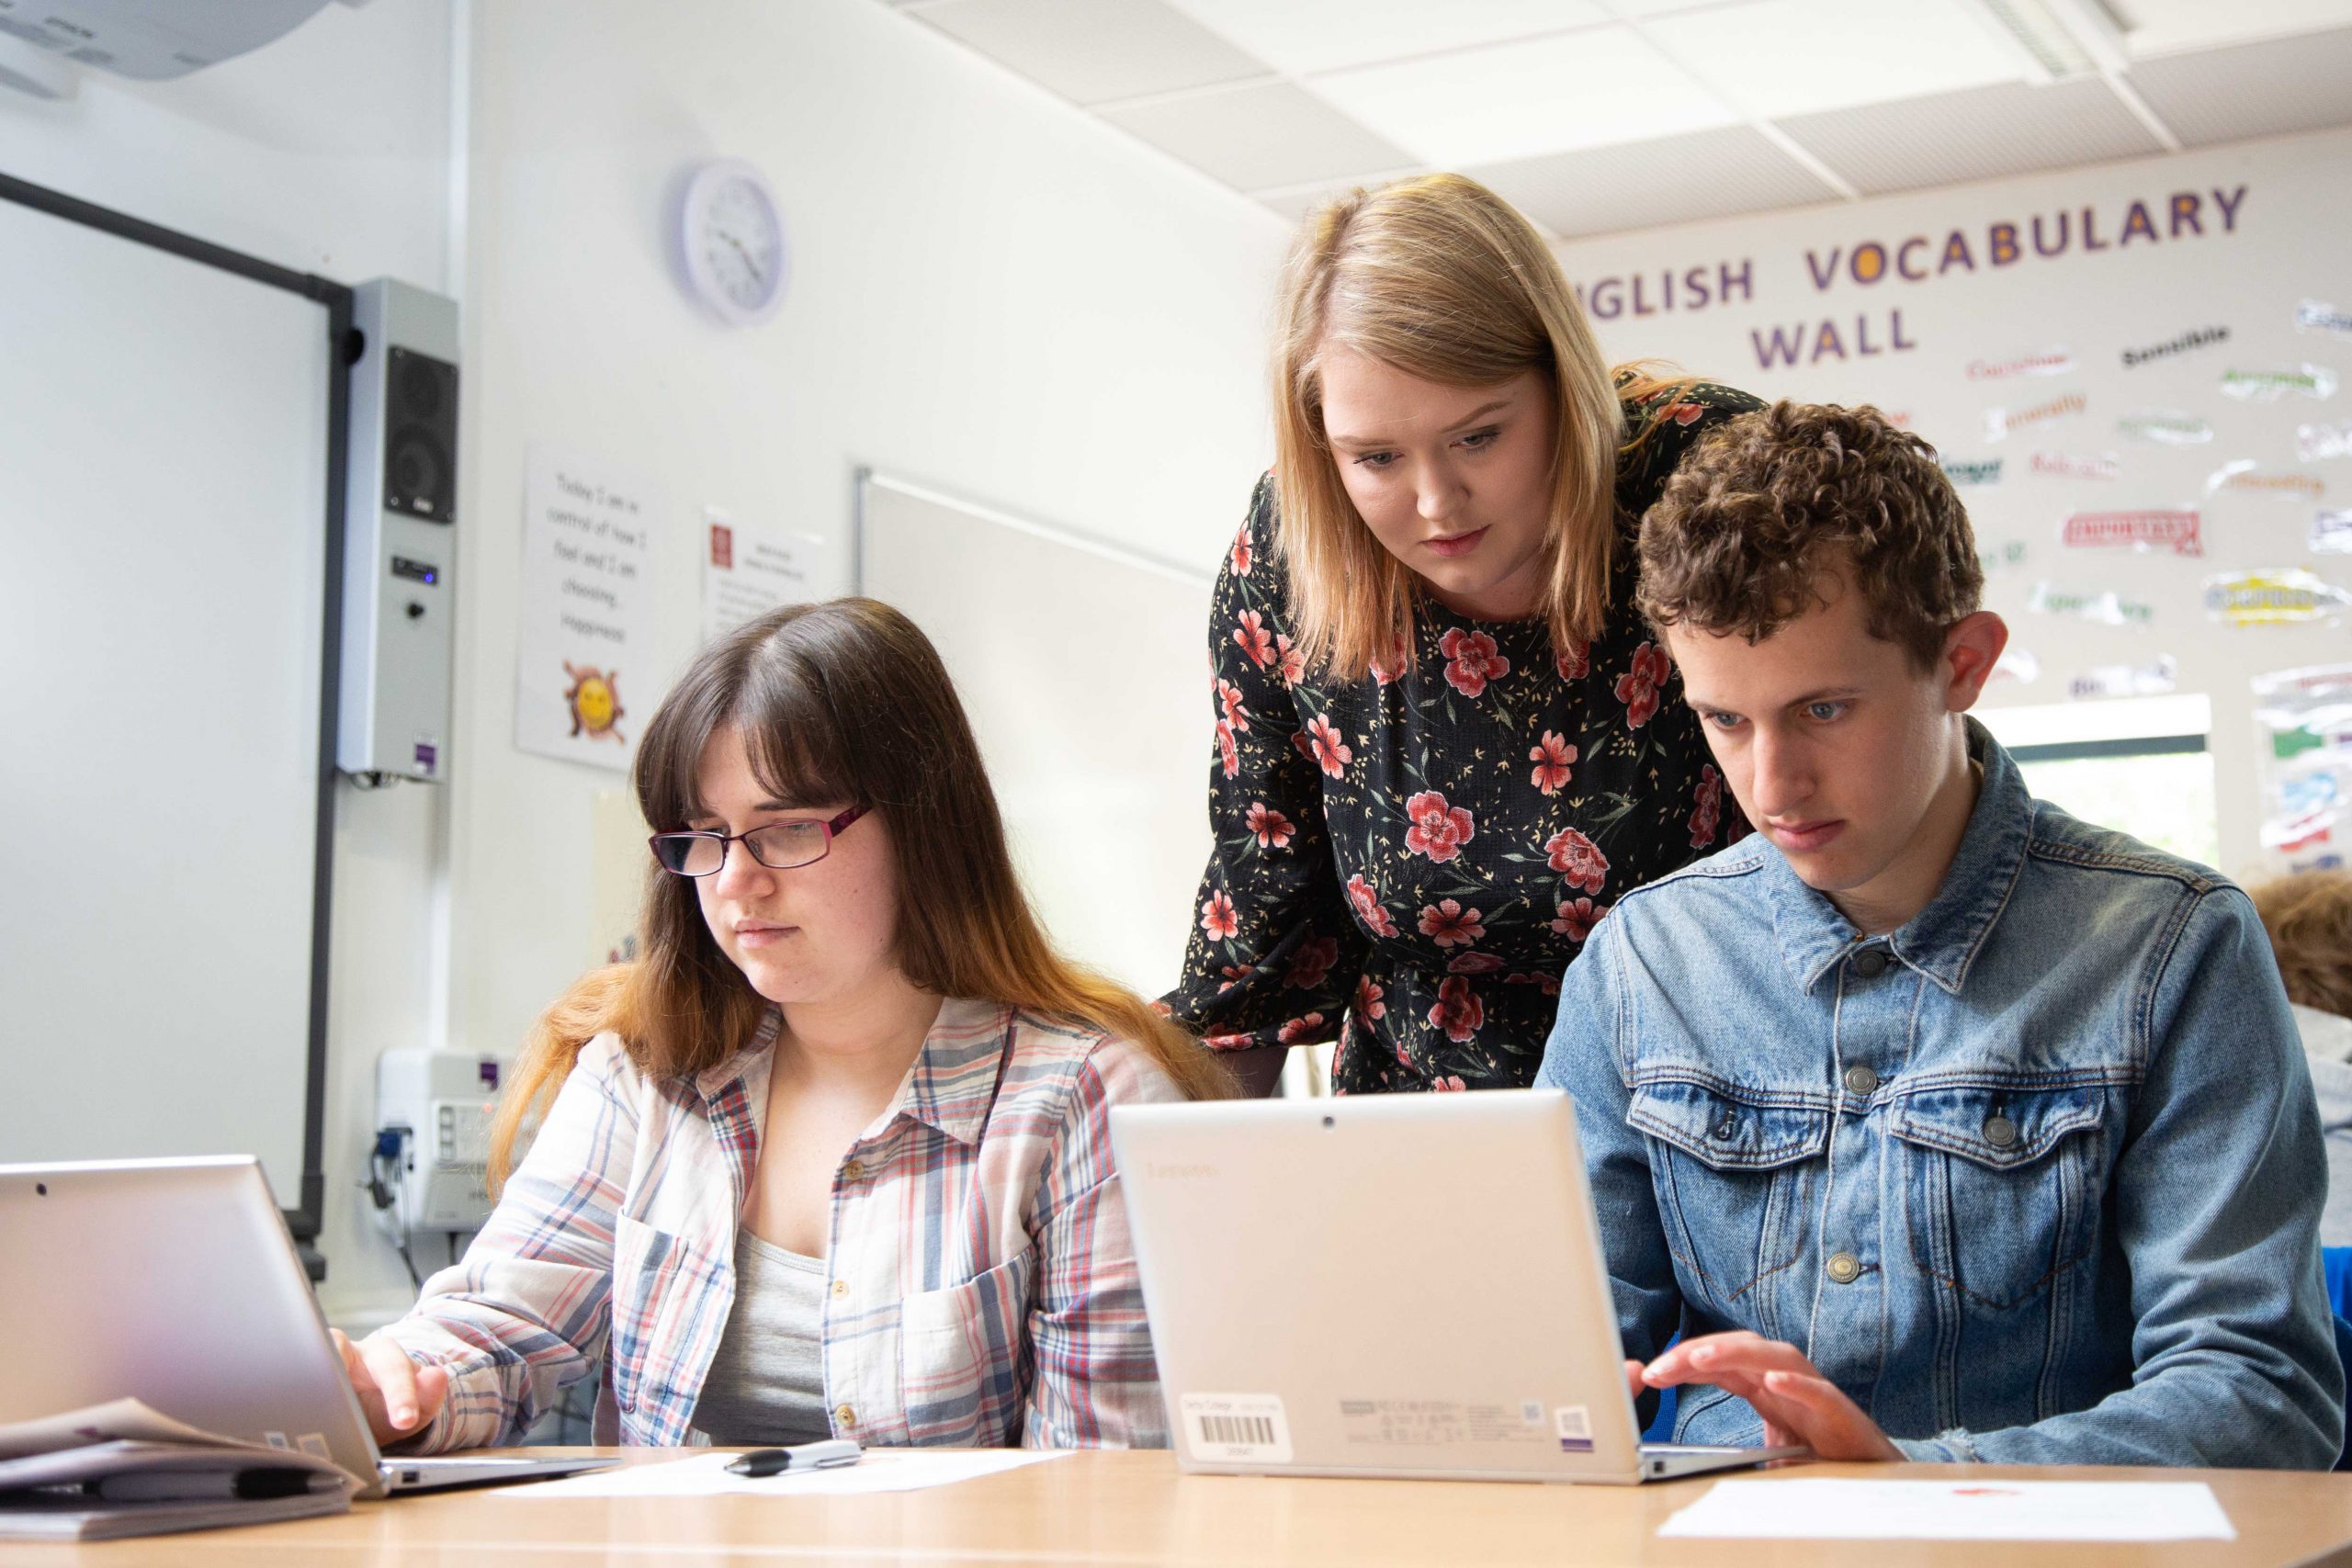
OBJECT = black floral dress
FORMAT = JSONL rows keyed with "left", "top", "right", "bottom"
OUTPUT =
{"left": 1163, "top": 381, "right": 1762, "bottom": 1093}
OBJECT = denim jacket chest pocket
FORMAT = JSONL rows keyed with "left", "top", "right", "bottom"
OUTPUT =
{"left": 1629, "top": 1078, "right": 1830, "bottom": 1321}
{"left": 1888, "top": 1081, "right": 2108, "bottom": 1310}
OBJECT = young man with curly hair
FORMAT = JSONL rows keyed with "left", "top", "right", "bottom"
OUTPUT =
{"left": 1536, "top": 400, "right": 2343, "bottom": 1468}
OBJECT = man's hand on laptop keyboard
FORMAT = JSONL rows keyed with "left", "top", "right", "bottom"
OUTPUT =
{"left": 1641, "top": 1331, "right": 1900, "bottom": 1461}
{"left": 331, "top": 1327, "right": 451, "bottom": 1446}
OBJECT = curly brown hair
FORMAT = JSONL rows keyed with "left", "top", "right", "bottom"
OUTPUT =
{"left": 2250, "top": 870, "right": 2352, "bottom": 1018}
{"left": 1635, "top": 400, "right": 1983, "bottom": 669}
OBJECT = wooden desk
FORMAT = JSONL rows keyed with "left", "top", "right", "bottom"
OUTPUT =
{"left": 15, "top": 1451, "right": 2352, "bottom": 1566}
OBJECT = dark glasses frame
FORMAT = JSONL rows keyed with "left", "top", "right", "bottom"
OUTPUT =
{"left": 648, "top": 804, "right": 867, "bottom": 877}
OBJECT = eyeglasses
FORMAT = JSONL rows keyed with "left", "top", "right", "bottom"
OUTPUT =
{"left": 648, "top": 805, "right": 867, "bottom": 877}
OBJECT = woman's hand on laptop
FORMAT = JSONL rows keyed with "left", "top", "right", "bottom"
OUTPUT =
{"left": 331, "top": 1327, "right": 450, "bottom": 1444}
{"left": 1641, "top": 1332, "right": 1901, "bottom": 1461}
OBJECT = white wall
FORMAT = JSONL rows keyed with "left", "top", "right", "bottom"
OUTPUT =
{"left": 1551, "top": 129, "right": 2352, "bottom": 881}
{"left": 433, "top": 0, "right": 1283, "bottom": 1320}
{"left": 5, "top": 0, "right": 1285, "bottom": 1324}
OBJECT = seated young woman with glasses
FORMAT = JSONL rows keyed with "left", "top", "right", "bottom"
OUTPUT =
{"left": 333, "top": 598, "right": 1230, "bottom": 1451}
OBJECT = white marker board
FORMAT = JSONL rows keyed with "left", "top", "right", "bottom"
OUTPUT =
{"left": 855, "top": 472, "right": 1215, "bottom": 998}
{"left": 0, "top": 193, "right": 329, "bottom": 1202}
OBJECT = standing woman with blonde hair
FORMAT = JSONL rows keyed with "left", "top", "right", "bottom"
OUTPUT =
{"left": 1166, "top": 175, "right": 1759, "bottom": 1094}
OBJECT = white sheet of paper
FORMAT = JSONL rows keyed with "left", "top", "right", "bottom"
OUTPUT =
{"left": 1657, "top": 1480, "right": 2235, "bottom": 1542}
{"left": 504, "top": 1448, "right": 1066, "bottom": 1499}
{"left": 514, "top": 446, "right": 661, "bottom": 772}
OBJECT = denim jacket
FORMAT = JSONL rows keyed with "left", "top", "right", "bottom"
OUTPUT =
{"left": 1536, "top": 719, "right": 2343, "bottom": 1467}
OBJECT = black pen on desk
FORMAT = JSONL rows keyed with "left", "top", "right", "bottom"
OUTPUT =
{"left": 726, "top": 1438, "right": 863, "bottom": 1477}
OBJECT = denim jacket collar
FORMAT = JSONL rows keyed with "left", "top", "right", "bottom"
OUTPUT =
{"left": 1766, "top": 716, "right": 2030, "bottom": 998}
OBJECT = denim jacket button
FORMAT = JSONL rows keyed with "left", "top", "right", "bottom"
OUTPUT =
{"left": 1984, "top": 1114, "right": 2018, "bottom": 1149}
{"left": 1853, "top": 948, "right": 1890, "bottom": 978}
{"left": 1826, "top": 1251, "right": 1862, "bottom": 1284}
{"left": 1711, "top": 1111, "right": 1738, "bottom": 1140}
{"left": 1842, "top": 1065, "right": 1879, "bottom": 1097}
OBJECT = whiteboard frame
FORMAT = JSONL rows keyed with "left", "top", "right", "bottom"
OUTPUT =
{"left": 0, "top": 171, "right": 351, "bottom": 1272}
{"left": 853, "top": 468, "right": 1214, "bottom": 596}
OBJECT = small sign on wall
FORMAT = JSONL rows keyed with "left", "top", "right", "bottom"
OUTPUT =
{"left": 515, "top": 446, "right": 660, "bottom": 772}
{"left": 701, "top": 505, "right": 827, "bottom": 642}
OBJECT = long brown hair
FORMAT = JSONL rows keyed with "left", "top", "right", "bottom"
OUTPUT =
{"left": 489, "top": 598, "right": 1230, "bottom": 1189}
{"left": 1271, "top": 173, "right": 1692, "bottom": 679}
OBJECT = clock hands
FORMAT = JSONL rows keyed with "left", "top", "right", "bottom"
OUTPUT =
{"left": 715, "top": 228, "right": 766, "bottom": 288}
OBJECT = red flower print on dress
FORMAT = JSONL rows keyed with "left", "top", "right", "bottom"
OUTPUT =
{"left": 1660, "top": 400, "right": 1705, "bottom": 425}
{"left": 1285, "top": 936, "right": 1339, "bottom": 990}
{"left": 1203, "top": 1031, "right": 1254, "bottom": 1049}
{"left": 1246, "top": 802, "right": 1294, "bottom": 850}
{"left": 1200, "top": 889, "right": 1238, "bottom": 941}
{"left": 1555, "top": 638, "right": 1590, "bottom": 682}
{"left": 1229, "top": 527, "right": 1253, "bottom": 577}
{"left": 1149, "top": 998, "right": 1173, "bottom": 1017}
{"left": 1277, "top": 1012, "right": 1326, "bottom": 1044}
{"left": 1438, "top": 627, "right": 1510, "bottom": 698}
{"left": 1544, "top": 827, "right": 1610, "bottom": 894}
{"left": 1234, "top": 609, "right": 1274, "bottom": 669}
{"left": 1430, "top": 976, "right": 1484, "bottom": 1043}
{"left": 1369, "top": 632, "right": 1410, "bottom": 685}
{"left": 1403, "top": 791, "right": 1475, "bottom": 863}
{"left": 1293, "top": 713, "right": 1352, "bottom": 778}
{"left": 1345, "top": 874, "right": 1397, "bottom": 938}
{"left": 1215, "top": 720, "right": 1239, "bottom": 780}
{"left": 1549, "top": 897, "right": 1606, "bottom": 942}
{"left": 1689, "top": 763, "right": 1725, "bottom": 849}
{"left": 1430, "top": 1074, "right": 1469, "bottom": 1091}
{"left": 1614, "top": 641, "right": 1672, "bottom": 729}
{"left": 1416, "top": 898, "right": 1487, "bottom": 947}
{"left": 1529, "top": 730, "right": 1578, "bottom": 795}
{"left": 1216, "top": 677, "right": 1250, "bottom": 734}
{"left": 1354, "top": 976, "right": 1385, "bottom": 1021}
{"left": 1446, "top": 952, "right": 1506, "bottom": 975}
{"left": 1274, "top": 634, "right": 1305, "bottom": 687}
{"left": 1216, "top": 963, "right": 1255, "bottom": 993}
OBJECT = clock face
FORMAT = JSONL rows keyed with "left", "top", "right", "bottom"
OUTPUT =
{"left": 681, "top": 161, "right": 787, "bottom": 324}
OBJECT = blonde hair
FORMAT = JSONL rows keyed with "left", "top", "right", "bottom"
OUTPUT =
{"left": 2250, "top": 870, "right": 2352, "bottom": 1019}
{"left": 1271, "top": 173, "right": 1688, "bottom": 680}
{"left": 488, "top": 600, "right": 1231, "bottom": 1191}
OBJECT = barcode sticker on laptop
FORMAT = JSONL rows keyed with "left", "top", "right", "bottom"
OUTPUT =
{"left": 1180, "top": 1393, "right": 1292, "bottom": 1463}
{"left": 1556, "top": 1405, "right": 1594, "bottom": 1454}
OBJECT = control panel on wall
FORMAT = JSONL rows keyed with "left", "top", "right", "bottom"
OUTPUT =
{"left": 373, "top": 1048, "right": 509, "bottom": 1235}
{"left": 338, "top": 277, "right": 458, "bottom": 782}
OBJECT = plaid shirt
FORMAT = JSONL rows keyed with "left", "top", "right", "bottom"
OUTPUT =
{"left": 381, "top": 998, "right": 1182, "bottom": 1450}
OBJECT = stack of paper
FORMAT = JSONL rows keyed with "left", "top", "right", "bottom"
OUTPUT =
{"left": 0, "top": 1399, "right": 353, "bottom": 1542}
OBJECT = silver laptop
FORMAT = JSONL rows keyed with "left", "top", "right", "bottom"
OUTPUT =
{"left": 1112, "top": 1089, "right": 1804, "bottom": 1484}
{"left": 0, "top": 1156, "right": 609, "bottom": 1498}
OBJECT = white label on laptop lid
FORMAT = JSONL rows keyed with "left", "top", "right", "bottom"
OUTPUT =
{"left": 1336, "top": 1400, "right": 1550, "bottom": 1449}
{"left": 1180, "top": 1393, "right": 1292, "bottom": 1463}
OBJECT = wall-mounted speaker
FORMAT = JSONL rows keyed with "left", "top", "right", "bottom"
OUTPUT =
{"left": 338, "top": 279, "right": 458, "bottom": 781}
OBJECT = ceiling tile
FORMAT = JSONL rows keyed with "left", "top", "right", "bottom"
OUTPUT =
{"left": 2117, "top": 0, "right": 2352, "bottom": 58}
{"left": 1467, "top": 124, "right": 1840, "bottom": 239}
{"left": 2125, "top": 24, "right": 2352, "bottom": 146}
{"left": 914, "top": 0, "right": 1268, "bottom": 106}
{"left": 1166, "top": 0, "right": 1607, "bottom": 75}
{"left": 1100, "top": 80, "right": 1416, "bottom": 192}
{"left": 1643, "top": 0, "right": 2025, "bottom": 118}
{"left": 1307, "top": 25, "right": 1735, "bottom": 165}
{"left": 1777, "top": 76, "right": 2163, "bottom": 197}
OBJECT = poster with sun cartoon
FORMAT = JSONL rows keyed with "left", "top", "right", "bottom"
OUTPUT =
{"left": 516, "top": 445, "right": 660, "bottom": 771}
